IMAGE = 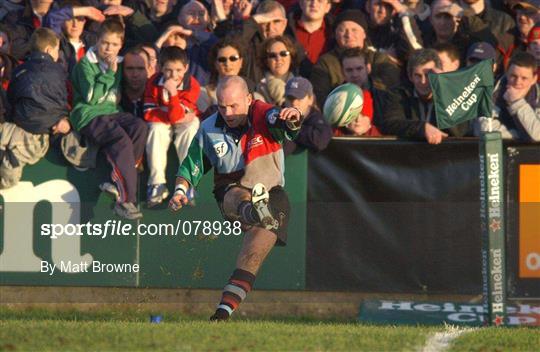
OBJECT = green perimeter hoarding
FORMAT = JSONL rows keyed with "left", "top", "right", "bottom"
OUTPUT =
{"left": 0, "top": 148, "right": 307, "bottom": 290}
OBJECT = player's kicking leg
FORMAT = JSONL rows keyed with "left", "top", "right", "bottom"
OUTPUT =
{"left": 210, "top": 183, "right": 289, "bottom": 321}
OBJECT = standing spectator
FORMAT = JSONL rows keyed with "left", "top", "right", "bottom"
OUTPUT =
{"left": 363, "top": 0, "right": 423, "bottom": 63}
{"left": 70, "top": 19, "right": 148, "bottom": 219}
{"left": 526, "top": 23, "right": 540, "bottom": 80}
{"left": 498, "top": 0, "right": 540, "bottom": 69}
{"left": 481, "top": 52, "right": 540, "bottom": 141}
{"left": 282, "top": 77, "right": 332, "bottom": 155}
{"left": 121, "top": 45, "right": 151, "bottom": 118}
{"left": 376, "top": 48, "right": 470, "bottom": 144}
{"left": 2, "top": 28, "right": 70, "bottom": 188}
{"left": 291, "top": 0, "right": 333, "bottom": 67}
{"left": 311, "top": 9, "right": 401, "bottom": 107}
{"left": 125, "top": 0, "right": 180, "bottom": 48}
{"left": 256, "top": 36, "right": 298, "bottom": 106}
{"left": 215, "top": 0, "right": 306, "bottom": 83}
{"left": 143, "top": 46, "right": 201, "bottom": 207}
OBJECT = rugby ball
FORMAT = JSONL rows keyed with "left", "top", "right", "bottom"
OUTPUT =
{"left": 323, "top": 83, "right": 364, "bottom": 127}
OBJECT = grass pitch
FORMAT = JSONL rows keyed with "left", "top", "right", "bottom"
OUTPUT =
{"left": 1, "top": 308, "right": 538, "bottom": 351}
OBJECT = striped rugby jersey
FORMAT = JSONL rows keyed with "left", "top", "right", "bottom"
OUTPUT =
{"left": 177, "top": 100, "right": 301, "bottom": 191}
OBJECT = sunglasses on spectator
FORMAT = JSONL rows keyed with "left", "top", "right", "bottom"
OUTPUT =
{"left": 267, "top": 50, "right": 290, "bottom": 59}
{"left": 217, "top": 55, "right": 241, "bottom": 63}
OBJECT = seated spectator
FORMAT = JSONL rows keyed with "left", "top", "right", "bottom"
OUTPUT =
{"left": 433, "top": 42, "right": 461, "bottom": 73}
{"left": 143, "top": 46, "right": 201, "bottom": 207}
{"left": 481, "top": 52, "right": 540, "bottom": 141}
{"left": 2, "top": 28, "right": 70, "bottom": 188}
{"left": 526, "top": 23, "right": 540, "bottom": 80}
{"left": 465, "top": 41, "right": 498, "bottom": 74}
{"left": 121, "top": 45, "right": 151, "bottom": 118}
{"left": 282, "top": 75, "right": 332, "bottom": 155}
{"left": 256, "top": 36, "right": 298, "bottom": 106}
{"left": 337, "top": 47, "right": 381, "bottom": 136}
{"left": 376, "top": 48, "right": 470, "bottom": 144}
{"left": 197, "top": 37, "right": 262, "bottom": 114}
{"left": 70, "top": 19, "right": 148, "bottom": 220}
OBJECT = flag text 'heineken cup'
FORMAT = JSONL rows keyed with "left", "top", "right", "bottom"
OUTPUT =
{"left": 429, "top": 59, "right": 495, "bottom": 129}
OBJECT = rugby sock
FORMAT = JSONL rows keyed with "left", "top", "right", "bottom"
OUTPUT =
{"left": 237, "top": 201, "right": 259, "bottom": 224}
{"left": 211, "top": 268, "right": 256, "bottom": 321}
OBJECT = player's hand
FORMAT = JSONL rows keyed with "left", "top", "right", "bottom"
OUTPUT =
{"left": 51, "top": 118, "right": 71, "bottom": 135}
{"left": 163, "top": 78, "right": 179, "bottom": 97}
{"left": 279, "top": 107, "right": 303, "bottom": 123}
{"left": 504, "top": 86, "right": 528, "bottom": 104}
{"left": 169, "top": 192, "right": 189, "bottom": 211}
{"left": 73, "top": 6, "right": 105, "bottom": 22}
{"left": 424, "top": 122, "right": 448, "bottom": 145}
{"left": 103, "top": 5, "right": 134, "bottom": 17}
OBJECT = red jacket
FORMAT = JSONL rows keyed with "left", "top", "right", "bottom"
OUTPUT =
{"left": 143, "top": 73, "right": 201, "bottom": 124}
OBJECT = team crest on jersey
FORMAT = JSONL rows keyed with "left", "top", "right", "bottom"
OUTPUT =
{"left": 247, "top": 135, "right": 263, "bottom": 150}
{"left": 213, "top": 141, "right": 228, "bottom": 158}
{"left": 266, "top": 108, "right": 279, "bottom": 124}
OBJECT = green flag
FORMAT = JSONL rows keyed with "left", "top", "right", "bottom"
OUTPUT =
{"left": 429, "top": 59, "right": 494, "bottom": 129}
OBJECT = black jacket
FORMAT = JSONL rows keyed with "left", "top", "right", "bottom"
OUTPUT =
{"left": 375, "top": 85, "right": 470, "bottom": 139}
{"left": 7, "top": 52, "right": 69, "bottom": 134}
{"left": 283, "top": 108, "right": 332, "bottom": 156}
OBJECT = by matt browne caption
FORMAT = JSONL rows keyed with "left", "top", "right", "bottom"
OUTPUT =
{"left": 40, "top": 220, "right": 242, "bottom": 239}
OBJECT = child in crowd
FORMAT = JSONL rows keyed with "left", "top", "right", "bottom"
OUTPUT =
{"left": 143, "top": 46, "right": 200, "bottom": 207}
{"left": 2, "top": 28, "right": 70, "bottom": 188}
{"left": 70, "top": 19, "right": 148, "bottom": 220}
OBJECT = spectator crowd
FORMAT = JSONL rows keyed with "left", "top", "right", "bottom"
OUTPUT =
{"left": 0, "top": 0, "right": 539, "bottom": 219}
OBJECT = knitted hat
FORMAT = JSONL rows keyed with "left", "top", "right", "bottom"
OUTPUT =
{"left": 334, "top": 10, "right": 368, "bottom": 32}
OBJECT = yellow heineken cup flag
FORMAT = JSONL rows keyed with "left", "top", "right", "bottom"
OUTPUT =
{"left": 429, "top": 59, "right": 495, "bottom": 129}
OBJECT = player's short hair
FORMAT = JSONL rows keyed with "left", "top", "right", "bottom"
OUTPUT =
{"left": 256, "top": 0, "right": 286, "bottom": 17}
{"left": 159, "top": 46, "right": 189, "bottom": 66}
{"left": 407, "top": 49, "right": 442, "bottom": 78}
{"left": 98, "top": 18, "right": 125, "bottom": 42}
{"left": 30, "top": 28, "right": 59, "bottom": 53}
{"left": 217, "top": 75, "right": 249, "bottom": 95}
{"left": 508, "top": 52, "right": 537, "bottom": 74}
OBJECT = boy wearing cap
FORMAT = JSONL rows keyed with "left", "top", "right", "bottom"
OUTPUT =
{"left": 282, "top": 77, "right": 332, "bottom": 155}
{"left": 481, "top": 52, "right": 540, "bottom": 142}
{"left": 465, "top": 41, "right": 499, "bottom": 76}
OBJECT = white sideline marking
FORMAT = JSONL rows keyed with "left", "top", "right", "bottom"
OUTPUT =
{"left": 421, "top": 325, "right": 475, "bottom": 352}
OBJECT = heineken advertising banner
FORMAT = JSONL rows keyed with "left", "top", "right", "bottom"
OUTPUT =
{"left": 479, "top": 132, "right": 507, "bottom": 326}
{"left": 359, "top": 300, "right": 540, "bottom": 327}
{"left": 429, "top": 59, "right": 494, "bottom": 129}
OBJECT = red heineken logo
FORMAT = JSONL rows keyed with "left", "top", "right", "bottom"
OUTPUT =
{"left": 493, "top": 315, "right": 504, "bottom": 326}
{"left": 490, "top": 219, "right": 501, "bottom": 232}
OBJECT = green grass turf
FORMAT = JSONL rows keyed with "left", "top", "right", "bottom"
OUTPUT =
{"left": 1, "top": 308, "right": 538, "bottom": 351}
{"left": 447, "top": 327, "right": 540, "bottom": 352}
{"left": 0, "top": 308, "right": 436, "bottom": 351}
